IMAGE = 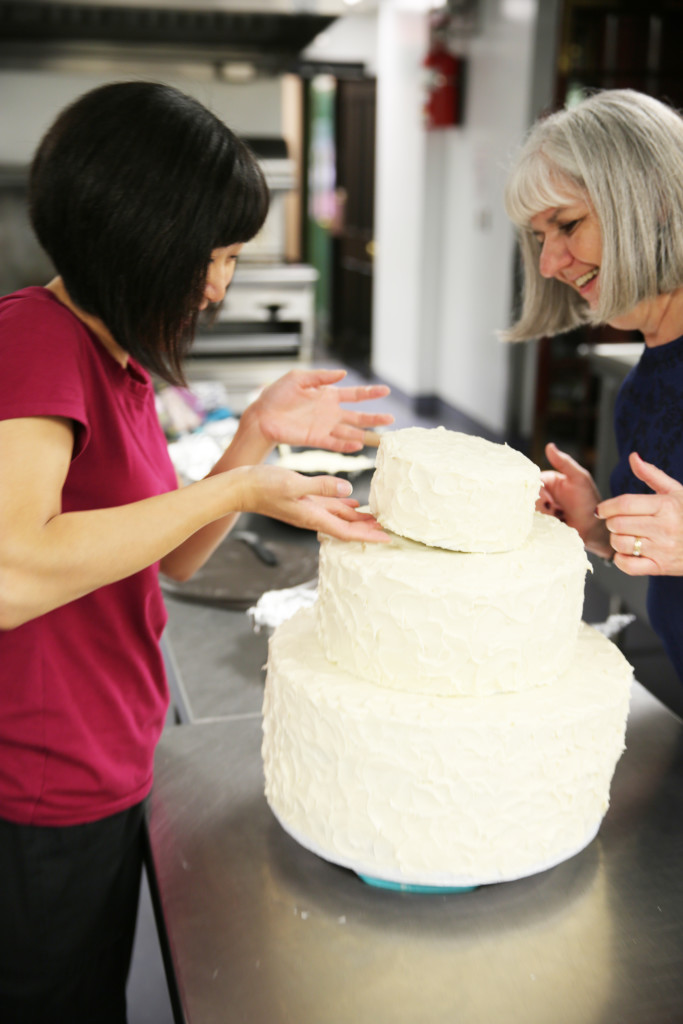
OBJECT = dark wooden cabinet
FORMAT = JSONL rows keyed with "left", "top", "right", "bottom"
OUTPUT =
{"left": 556, "top": 1, "right": 683, "bottom": 109}
{"left": 330, "top": 77, "right": 376, "bottom": 370}
{"left": 532, "top": 325, "right": 638, "bottom": 470}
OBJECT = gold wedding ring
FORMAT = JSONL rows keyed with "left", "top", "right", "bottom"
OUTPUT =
{"left": 632, "top": 536, "right": 643, "bottom": 558}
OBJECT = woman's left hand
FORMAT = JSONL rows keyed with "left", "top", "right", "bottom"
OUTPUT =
{"left": 596, "top": 452, "right": 683, "bottom": 575}
{"left": 247, "top": 368, "right": 394, "bottom": 452}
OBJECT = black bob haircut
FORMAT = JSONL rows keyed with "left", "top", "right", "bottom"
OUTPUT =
{"left": 29, "top": 81, "right": 269, "bottom": 385}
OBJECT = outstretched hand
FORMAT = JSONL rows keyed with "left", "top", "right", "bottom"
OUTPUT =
{"left": 247, "top": 368, "right": 394, "bottom": 453}
{"left": 234, "top": 464, "right": 391, "bottom": 543}
{"left": 596, "top": 453, "right": 683, "bottom": 575}
{"left": 536, "top": 442, "right": 610, "bottom": 556}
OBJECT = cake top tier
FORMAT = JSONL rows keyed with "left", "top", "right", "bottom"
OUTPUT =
{"left": 381, "top": 427, "right": 537, "bottom": 479}
{"left": 369, "top": 426, "right": 541, "bottom": 552}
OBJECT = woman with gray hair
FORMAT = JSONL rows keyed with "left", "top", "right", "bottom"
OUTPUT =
{"left": 504, "top": 88, "right": 683, "bottom": 684}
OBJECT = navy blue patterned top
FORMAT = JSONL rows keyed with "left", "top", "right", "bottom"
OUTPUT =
{"left": 610, "top": 334, "right": 683, "bottom": 683}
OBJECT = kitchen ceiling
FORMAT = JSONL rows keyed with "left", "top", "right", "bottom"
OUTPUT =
{"left": 6, "top": 0, "right": 360, "bottom": 8}
{"left": 0, "top": 0, "right": 368, "bottom": 74}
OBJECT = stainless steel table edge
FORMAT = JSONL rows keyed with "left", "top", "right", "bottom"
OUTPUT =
{"left": 146, "top": 680, "right": 683, "bottom": 1024}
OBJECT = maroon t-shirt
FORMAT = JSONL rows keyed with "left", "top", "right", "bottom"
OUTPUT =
{"left": 0, "top": 287, "right": 177, "bottom": 825}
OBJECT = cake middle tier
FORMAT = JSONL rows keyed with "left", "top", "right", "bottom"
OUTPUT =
{"left": 317, "top": 512, "right": 591, "bottom": 696}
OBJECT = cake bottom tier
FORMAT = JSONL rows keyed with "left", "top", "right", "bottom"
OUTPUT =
{"left": 262, "top": 609, "right": 633, "bottom": 888}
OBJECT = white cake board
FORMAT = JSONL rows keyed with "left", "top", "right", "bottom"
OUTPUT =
{"left": 270, "top": 807, "right": 602, "bottom": 891}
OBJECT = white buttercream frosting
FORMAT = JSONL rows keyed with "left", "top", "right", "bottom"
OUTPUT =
{"left": 262, "top": 425, "right": 632, "bottom": 888}
{"left": 369, "top": 426, "right": 541, "bottom": 552}
{"left": 317, "top": 512, "right": 591, "bottom": 696}
{"left": 262, "top": 611, "right": 632, "bottom": 887}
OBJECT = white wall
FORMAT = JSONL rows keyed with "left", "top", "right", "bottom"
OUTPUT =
{"left": 303, "top": 9, "right": 379, "bottom": 74}
{"left": 372, "top": 2, "right": 430, "bottom": 397}
{"left": 0, "top": 68, "right": 282, "bottom": 166}
{"left": 372, "top": 0, "right": 540, "bottom": 436}
{"left": 435, "top": 0, "right": 538, "bottom": 434}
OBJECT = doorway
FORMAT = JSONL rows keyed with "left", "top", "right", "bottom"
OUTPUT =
{"left": 304, "top": 73, "right": 377, "bottom": 373}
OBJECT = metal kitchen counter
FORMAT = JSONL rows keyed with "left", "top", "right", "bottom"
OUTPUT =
{"left": 583, "top": 341, "right": 644, "bottom": 500}
{"left": 147, "top": 679, "right": 683, "bottom": 1024}
{"left": 160, "top": 509, "right": 321, "bottom": 724}
{"left": 582, "top": 342, "right": 650, "bottom": 624}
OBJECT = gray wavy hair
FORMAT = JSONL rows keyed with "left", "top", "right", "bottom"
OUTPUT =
{"left": 502, "top": 89, "right": 683, "bottom": 342}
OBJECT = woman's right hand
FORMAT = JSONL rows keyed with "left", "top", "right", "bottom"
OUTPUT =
{"left": 232, "top": 464, "right": 390, "bottom": 543}
{"left": 0, "top": 415, "right": 387, "bottom": 630}
{"left": 536, "top": 442, "right": 612, "bottom": 557}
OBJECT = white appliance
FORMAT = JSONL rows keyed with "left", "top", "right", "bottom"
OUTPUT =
{"left": 187, "top": 136, "right": 318, "bottom": 408}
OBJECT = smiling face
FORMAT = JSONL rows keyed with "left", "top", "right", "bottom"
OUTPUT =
{"left": 529, "top": 197, "right": 603, "bottom": 309}
{"left": 200, "top": 242, "right": 244, "bottom": 310}
{"left": 528, "top": 195, "right": 683, "bottom": 342}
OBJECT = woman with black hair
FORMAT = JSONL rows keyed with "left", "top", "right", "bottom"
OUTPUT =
{"left": 0, "top": 81, "right": 392, "bottom": 1022}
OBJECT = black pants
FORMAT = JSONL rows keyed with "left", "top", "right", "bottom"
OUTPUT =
{"left": 0, "top": 802, "right": 145, "bottom": 1024}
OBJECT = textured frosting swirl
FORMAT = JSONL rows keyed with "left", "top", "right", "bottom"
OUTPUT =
{"left": 262, "top": 611, "right": 632, "bottom": 887}
{"left": 369, "top": 426, "right": 541, "bottom": 552}
{"left": 317, "top": 512, "right": 591, "bottom": 696}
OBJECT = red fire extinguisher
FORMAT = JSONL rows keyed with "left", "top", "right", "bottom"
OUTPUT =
{"left": 423, "top": 41, "right": 463, "bottom": 129}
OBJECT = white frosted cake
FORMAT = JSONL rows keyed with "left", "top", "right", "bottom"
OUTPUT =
{"left": 261, "top": 427, "right": 632, "bottom": 889}
{"left": 369, "top": 426, "right": 541, "bottom": 552}
{"left": 317, "top": 512, "right": 590, "bottom": 697}
{"left": 262, "top": 612, "right": 631, "bottom": 887}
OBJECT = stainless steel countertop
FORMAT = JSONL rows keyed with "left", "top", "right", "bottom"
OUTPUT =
{"left": 582, "top": 341, "right": 645, "bottom": 375}
{"left": 228, "top": 263, "right": 319, "bottom": 287}
{"left": 147, "top": 680, "right": 683, "bottom": 1024}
